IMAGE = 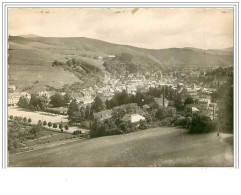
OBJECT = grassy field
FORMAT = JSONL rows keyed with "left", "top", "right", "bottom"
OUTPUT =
{"left": 8, "top": 126, "right": 233, "bottom": 167}
{"left": 8, "top": 107, "right": 87, "bottom": 133}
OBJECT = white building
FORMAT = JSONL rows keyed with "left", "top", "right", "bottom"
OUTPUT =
{"left": 121, "top": 114, "right": 145, "bottom": 123}
{"left": 8, "top": 85, "right": 16, "bottom": 92}
{"left": 8, "top": 92, "right": 21, "bottom": 106}
{"left": 98, "top": 56, "right": 103, "bottom": 60}
{"left": 108, "top": 55, "right": 116, "bottom": 58}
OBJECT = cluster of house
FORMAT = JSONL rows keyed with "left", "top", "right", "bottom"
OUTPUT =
{"left": 177, "top": 83, "right": 217, "bottom": 120}
{"left": 8, "top": 85, "right": 31, "bottom": 106}
{"left": 93, "top": 107, "right": 146, "bottom": 125}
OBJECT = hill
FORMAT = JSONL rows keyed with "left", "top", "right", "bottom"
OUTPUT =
{"left": 8, "top": 36, "right": 233, "bottom": 91}
{"left": 9, "top": 127, "right": 233, "bottom": 167}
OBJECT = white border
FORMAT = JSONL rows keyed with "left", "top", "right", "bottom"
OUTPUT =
{"left": 0, "top": 1, "right": 240, "bottom": 195}
{"left": 2, "top": 1, "right": 239, "bottom": 169}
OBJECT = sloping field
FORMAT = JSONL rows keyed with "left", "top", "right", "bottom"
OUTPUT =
{"left": 8, "top": 36, "right": 233, "bottom": 91}
{"left": 9, "top": 127, "right": 233, "bottom": 167}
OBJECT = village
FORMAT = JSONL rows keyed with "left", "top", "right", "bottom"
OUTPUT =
{"left": 8, "top": 63, "right": 230, "bottom": 155}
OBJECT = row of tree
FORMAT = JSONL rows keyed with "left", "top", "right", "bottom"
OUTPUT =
{"left": 9, "top": 115, "right": 69, "bottom": 133}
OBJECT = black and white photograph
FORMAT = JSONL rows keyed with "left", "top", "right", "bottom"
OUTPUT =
{"left": 1, "top": 1, "right": 241, "bottom": 195}
{"left": 5, "top": 5, "right": 236, "bottom": 167}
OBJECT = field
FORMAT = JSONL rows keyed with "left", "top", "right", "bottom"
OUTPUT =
{"left": 8, "top": 126, "right": 233, "bottom": 167}
{"left": 8, "top": 107, "right": 90, "bottom": 133}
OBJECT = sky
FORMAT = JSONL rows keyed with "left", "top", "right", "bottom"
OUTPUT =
{"left": 9, "top": 8, "right": 233, "bottom": 49}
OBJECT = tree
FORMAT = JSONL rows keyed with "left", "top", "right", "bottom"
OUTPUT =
{"left": 23, "top": 117, "right": 27, "bottom": 124}
{"left": 91, "top": 96, "right": 106, "bottom": 112}
{"left": 189, "top": 114, "right": 214, "bottom": 134}
{"left": 63, "top": 93, "right": 72, "bottom": 104}
{"left": 28, "top": 118, "right": 32, "bottom": 124}
{"left": 85, "top": 105, "right": 91, "bottom": 119}
{"left": 174, "top": 96, "right": 184, "bottom": 111}
{"left": 30, "top": 94, "right": 48, "bottom": 110}
{"left": 29, "top": 125, "right": 42, "bottom": 137}
{"left": 53, "top": 123, "right": 57, "bottom": 129}
{"left": 48, "top": 122, "right": 52, "bottom": 128}
{"left": 59, "top": 123, "right": 63, "bottom": 132}
{"left": 43, "top": 120, "right": 47, "bottom": 127}
{"left": 37, "top": 120, "right": 42, "bottom": 126}
{"left": 184, "top": 97, "right": 194, "bottom": 105}
{"left": 50, "top": 93, "right": 65, "bottom": 107}
{"left": 67, "top": 99, "right": 79, "bottom": 117}
{"left": 18, "top": 117, "right": 23, "bottom": 122}
{"left": 10, "top": 115, "right": 13, "bottom": 121}
{"left": 17, "top": 96, "right": 29, "bottom": 108}
{"left": 64, "top": 125, "right": 69, "bottom": 131}
{"left": 119, "top": 53, "right": 132, "bottom": 62}
{"left": 216, "top": 74, "right": 233, "bottom": 133}
{"left": 79, "top": 106, "right": 86, "bottom": 121}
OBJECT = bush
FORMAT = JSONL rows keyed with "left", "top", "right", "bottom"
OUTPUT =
{"left": 139, "top": 120, "right": 147, "bottom": 130}
{"left": 73, "top": 130, "right": 82, "bottom": 135}
{"left": 91, "top": 119, "right": 121, "bottom": 137}
{"left": 45, "top": 108, "right": 61, "bottom": 115}
{"left": 189, "top": 114, "right": 215, "bottom": 134}
{"left": 118, "top": 121, "right": 136, "bottom": 133}
{"left": 159, "top": 117, "right": 173, "bottom": 126}
{"left": 10, "top": 115, "right": 13, "bottom": 120}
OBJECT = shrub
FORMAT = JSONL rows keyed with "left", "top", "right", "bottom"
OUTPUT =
{"left": 139, "top": 120, "right": 147, "bottom": 130}
{"left": 43, "top": 120, "right": 47, "bottom": 126}
{"left": 159, "top": 117, "right": 173, "bottom": 126}
{"left": 91, "top": 118, "right": 120, "bottom": 137}
{"left": 28, "top": 118, "right": 32, "bottom": 123}
{"left": 189, "top": 114, "right": 215, "bottom": 134}
{"left": 53, "top": 123, "right": 57, "bottom": 128}
{"left": 48, "top": 122, "right": 52, "bottom": 128}
{"left": 23, "top": 117, "right": 27, "bottom": 123}
{"left": 73, "top": 130, "right": 82, "bottom": 135}
{"left": 45, "top": 108, "right": 61, "bottom": 115}
{"left": 10, "top": 115, "right": 13, "bottom": 120}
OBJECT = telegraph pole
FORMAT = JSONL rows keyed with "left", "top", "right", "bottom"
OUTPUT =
{"left": 213, "top": 104, "right": 215, "bottom": 121}
{"left": 163, "top": 85, "right": 165, "bottom": 107}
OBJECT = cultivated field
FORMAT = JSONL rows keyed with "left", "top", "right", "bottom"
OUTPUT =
{"left": 9, "top": 127, "right": 233, "bottom": 167}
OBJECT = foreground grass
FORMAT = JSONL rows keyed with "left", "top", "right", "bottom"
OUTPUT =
{"left": 9, "top": 126, "right": 233, "bottom": 167}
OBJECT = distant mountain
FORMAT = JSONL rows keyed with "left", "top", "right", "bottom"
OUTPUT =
{"left": 8, "top": 35, "right": 233, "bottom": 91}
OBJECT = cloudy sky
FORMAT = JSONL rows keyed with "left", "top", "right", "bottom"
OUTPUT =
{"left": 9, "top": 8, "right": 233, "bottom": 49}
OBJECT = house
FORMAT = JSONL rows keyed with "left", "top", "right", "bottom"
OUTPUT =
{"left": 38, "top": 90, "right": 50, "bottom": 99}
{"left": 108, "top": 55, "right": 116, "bottom": 58}
{"left": 121, "top": 114, "right": 145, "bottom": 123}
{"left": 198, "top": 98, "right": 211, "bottom": 108}
{"left": 192, "top": 107, "right": 200, "bottom": 113}
{"left": 57, "top": 107, "right": 68, "bottom": 115}
{"left": 20, "top": 92, "right": 31, "bottom": 100}
{"left": 97, "top": 56, "right": 103, "bottom": 60}
{"left": 143, "top": 104, "right": 150, "bottom": 110}
{"left": 8, "top": 85, "right": 16, "bottom": 92}
{"left": 8, "top": 92, "right": 22, "bottom": 106}
{"left": 93, "top": 110, "right": 112, "bottom": 122}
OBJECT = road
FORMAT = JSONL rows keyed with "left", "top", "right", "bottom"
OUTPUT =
{"left": 8, "top": 127, "right": 233, "bottom": 167}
